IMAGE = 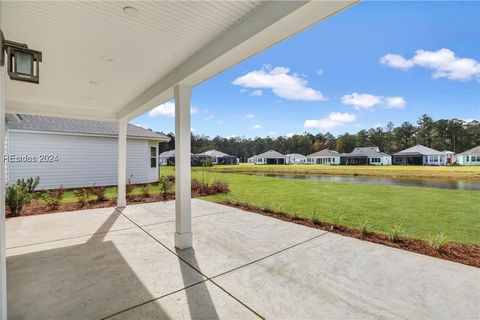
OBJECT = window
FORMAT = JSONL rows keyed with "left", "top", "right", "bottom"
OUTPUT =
{"left": 472, "top": 155, "right": 478, "bottom": 162}
{"left": 150, "top": 147, "right": 157, "bottom": 168}
{"left": 429, "top": 156, "right": 438, "bottom": 162}
{"left": 466, "top": 156, "right": 469, "bottom": 162}
{"left": 332, "top": 158, "right": 335, "bottom": 163}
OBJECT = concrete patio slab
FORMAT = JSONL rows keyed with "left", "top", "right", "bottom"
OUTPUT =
{"left": 122, "top": 198, "right": 235, "bottom": 227}
{"left": 7, "top": 228, "right": 205, "bottom": 320}
{"left": 108, "top": 281, "right": 260, "bottom": 320}
{"left": 143, "top": 208, "right": 325, "bottom": 277}
{"left": 6, "top": 207, "right": 136, "bottom": 248}
{"left": 5, "top": 199, "right": 479, "bottom": 320}
{"left": 213, "top": 232, "right": 480, "bottom": 320}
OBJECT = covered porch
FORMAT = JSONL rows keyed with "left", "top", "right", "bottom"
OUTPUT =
{"left": 0, "top": 1, "right": 359, "bottom": 317}
{"left": 6, "top": 200, "right": 479, "bottom": 319}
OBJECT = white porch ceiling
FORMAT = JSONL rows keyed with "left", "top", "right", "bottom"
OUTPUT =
{"left": 1, "top": 1, "right": 357, "bottom": 121}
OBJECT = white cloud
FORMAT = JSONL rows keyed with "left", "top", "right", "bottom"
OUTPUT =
{"left": 249, "top": 124, "right": 262, "bottom": 130}
{"left": 250, "top": 89, "right": 263, "bottom": 96}
{"left": 304, "top": 112, "right": 357, "bottom": 130}
{"left": 226, "top": 135, "right": 238, "bottom": 139}
{"left": 268, "top": 131, "right": 277, "bottom": 136}
{"left": 216, "top": 120, "right": 223, "bottom": 125}
{"left": 191, "top": 128, "right": 195, "bottom": 132}
{"left": 202, "top": 115, "right": 214, "bottom": 121}
{"left": 233, "top": 66, "right": 325, "bottom": 101}
{"left": 341, "top": 92, "right": 407, "bottom": 110}
{"left": 148, "top": 101, "right": 199, "bottom": 118}
{"left": 131, "top": 123, "right": 148, "bottom": 129}
{"left": 315, "top": 69, "right": 324, "bottom": 76}
{"left": 463, "top": 118, "right": 477, "bottom": 123}
{"left": 286, "top": 133, "right": 296, "bottom": 137}
{"left": 373, "top": 123, "right": 383, "bottom": 129}
{"left": 381, "top": 48, "right": 480, "bottom": 81}
{"left": 341, "top": 93, "right": 382, "bottom": 110}
{"left": 243, "top": 114, "right": 255, "bottom": 120}
{"left": 240, "top": 88, "right": 247, "bottom": 94}
{"left": 380, "top": 54, "right": 414, "bottom": 70}
{"left": 385, "top": 96, "right": 406, "bottom": 109}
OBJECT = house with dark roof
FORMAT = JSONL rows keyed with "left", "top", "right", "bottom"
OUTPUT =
{"left": 197, "top": 150, "right": 239, "bottom": 165}
{"left": 248, "top": 150, "right": 286, "bottom": 165}
{"left": 307, "top": 149, "right": 340, "bottom": 165}
{"left": 6, "top": 114, "right": 170, "bottom": 189}
{"left": 392, "top": 145, "right": 446, "bottom": 166}
{"left": 341, "top": 147, "right": 391, "bottom": 166}
{"left": 456, "top": 146, "right": 480, "bottom": 166}
{"left": 159, "top": 149, "right": 213, "bottom": 166}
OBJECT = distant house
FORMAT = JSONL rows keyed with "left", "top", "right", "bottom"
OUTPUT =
{"left": 286, "top": 153, "right": 307, "bottom": 164}
{"left": 307, "top": 149, "right": 340, "bottom": 165}
{"left": 456, "top": 146, "right": 480, "bottom": 166}
{"left": 443, "top": 150, "right": 456, "bottom": 164}
{"left": 197, "top": 150, "right": 239, "bottom": 165}
{"left": 159, "top": 150, "right": 212, "bottom": 166}
{"left": 249, "top": 150, "right": 286, "bottom": 165}
{"left": 392, "top": 145, "right": 446, "bottom": 166}
{"left": 6, "top": 114, "right": 170, "bottom": 189}
{"left": 341, "top": 147, "right": 391, "bottom": 166}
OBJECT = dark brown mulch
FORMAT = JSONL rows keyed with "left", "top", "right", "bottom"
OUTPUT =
{"left": 219, "top": 200, "right": 480, "bottom": 268}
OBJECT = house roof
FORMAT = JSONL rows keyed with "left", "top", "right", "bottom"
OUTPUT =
{"left": 198, "top": 150, "right": 237, "bottom": 158}
{"left": 307, "top": 149, "right": 340, "bottom": 157}
{"left": 458, "top": 146, "right": 480, "bottom": 155}
{"left": 256, "top": 150, "right": 286, "bottom": 159}
{"left": 9, "top": 114, "right": 169, "bottom": 141}
{"left": 343, "top": 147, "right": 390, "bottom": 158}
{"left": 442, "top": 150, "right": 455, "bottom": 154}
{"left": 393, "top": 145, "right": 444, "bottom": 156}
{"left": 159, "top": 150, "right": 176, "bottom": 158}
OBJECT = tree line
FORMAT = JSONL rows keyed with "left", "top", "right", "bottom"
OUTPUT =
{"left": 158, "top": 115, "right": 480, "bottom": 161}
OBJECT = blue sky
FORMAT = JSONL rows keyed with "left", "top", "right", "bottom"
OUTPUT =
{"left": 132, "top": 1, "right": 480, "bottom": 138}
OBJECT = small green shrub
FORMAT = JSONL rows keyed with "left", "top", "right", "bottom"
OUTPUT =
{"left": 427, "top": 233, "right": 448, "bottom": 251}
{"left": 16, "top": 176, "right": 40, "bottom": 193}
{"left": 159, "top": 176, "right": 173, "bottom": 199}
{"left": 44, "top": 186, "right": 65, "bottom": 209}
{"left": 209, "top": 180, "right": 230, "bottom": 195}
{"left": 141, "top": 184, "right": 150, "bottom": 198}
{"left": 90, "top": 185, "right": 107, "bottom": 201}
{"left": 358, "top": 219, "right": 371, "bottom": 236}
{"left": 126, "top": 177, "right": 135, "bottom": 199}
{"left": 5, "top": 184, "right": 32, "bottom": 216}
{"left": 388, "top": 223, "right": 404, "bottom": 243}
{"left": 311, "top": 209, "right": 321, "bottom": 225}
{"left": 74, "top": 188, "right": 91, "bottom": 207}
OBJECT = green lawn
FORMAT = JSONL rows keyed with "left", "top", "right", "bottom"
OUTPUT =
{"left": 160, "top": 166, "right": 480, "bottom": 244}
{"left": 208, "top": 164, "right": 480, "bottom": 180}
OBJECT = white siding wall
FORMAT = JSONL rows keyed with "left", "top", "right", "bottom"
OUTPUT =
{"left": 7, "top": 131, "right": 158, "bottom": 189}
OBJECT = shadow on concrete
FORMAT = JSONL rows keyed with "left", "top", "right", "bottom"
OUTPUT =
{"left": 176, "top": 248, "right": 220, "bottom": 320}
{"left": 7, "top": 209, "right": 171, "bottom": 319}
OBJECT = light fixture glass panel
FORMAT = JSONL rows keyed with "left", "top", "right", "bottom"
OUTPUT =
{"left": 15, "top": 51, "right": 33, "bottom": 75}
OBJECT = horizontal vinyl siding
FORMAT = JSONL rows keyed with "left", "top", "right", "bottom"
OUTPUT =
{"left": 7, "top": 132, "right": 153, "bottom": 189}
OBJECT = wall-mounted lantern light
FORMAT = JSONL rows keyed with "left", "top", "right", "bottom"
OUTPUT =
{"left": 1, "top": 29, "right": 42, "bottom": 84}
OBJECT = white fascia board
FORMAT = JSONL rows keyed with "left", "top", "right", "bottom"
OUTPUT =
{"left": 6, "top": 100, "right": 118, "bottom": 122}
{"left": 118, "top": 0, "right": 358, "bottom": 121}
{"left": 8, "top": 129, "right": 169, "bottom": 142}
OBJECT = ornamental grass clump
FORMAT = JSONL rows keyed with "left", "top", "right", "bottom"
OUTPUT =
{"left": 90, "top": 185, "right": 107, "bottom": 201}
{"left": 209, "top": 180, "right": 230, "bottom": 195}
{"left": 141, "top": 185, "right": 150, "bottom": 198}
{"left": 126, "top": 177, "right": 135, "bottom": 199}
{"left": 159, "top": 176, "right": 173, "bottom": 200}
{"left": 358, "top": 219, "right": 371, "bottom": 237}
{"left": 388, "top": 223, "right": 404, "bottom": 243}
{"left": 331, "top": 213, "right": 343, "bottom": 230}
{"left": 427, "top": 232, "right": 448, "bottom": 251}
{"left": 311, "top": 209, "right": 321, "bottom": 225}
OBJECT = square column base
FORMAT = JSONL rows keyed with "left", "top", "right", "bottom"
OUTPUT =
{"left": 174, "top": 232, "right": 193, "bottom": 250}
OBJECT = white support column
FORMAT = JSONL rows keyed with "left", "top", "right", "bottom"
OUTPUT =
{"left": 117, "top": 120, "right": 127, "bottom": 208}
{"left": 0, "top": 65, "right": 7, "bottom": 319}
{"left": 174, "top": 84, "right": 192, "bottom": 249}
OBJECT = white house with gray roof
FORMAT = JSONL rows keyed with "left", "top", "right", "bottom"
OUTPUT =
{"left": 197, "top": 150, "right": 239, "bottom": 165}
{"left": 307, "top": 149, "right": 341, "bottom": 165}
{"left": 392, "top": 145, "right": 446, "bottom": 166}
{"left": 456, "top": 146, "right": 480, "bottom": 166}
{"left": 248, "top": 150, "right": 286, "bottom": 165}
{"left": 6, "top": 114, "right": 170, "bottom": 189}
{"left": 341, "top": 147, "right": 391, "bottom": 166}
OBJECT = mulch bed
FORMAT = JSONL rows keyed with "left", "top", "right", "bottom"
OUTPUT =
{"left": 219, "top": 200, "right": 480, "bottom": 268}
{"left": 5, "top": 192, "right": 209, "bottom": 218}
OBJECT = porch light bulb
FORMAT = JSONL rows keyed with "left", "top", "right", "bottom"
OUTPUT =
{"left": 15, "top": 51, "right": 33, "bottom": 75}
